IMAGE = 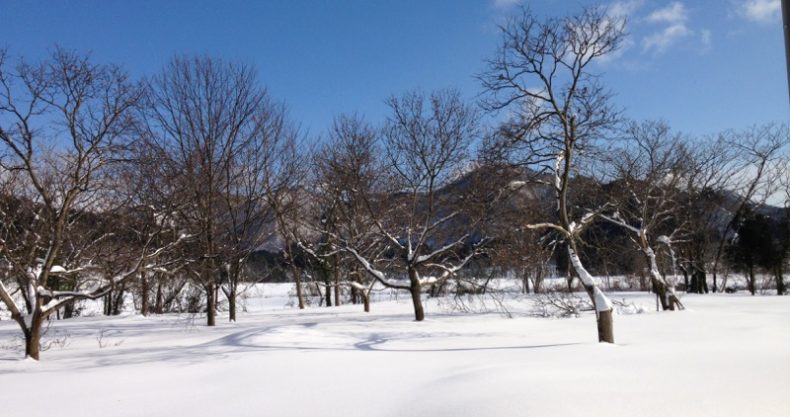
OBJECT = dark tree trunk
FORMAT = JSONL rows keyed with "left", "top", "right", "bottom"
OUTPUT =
{"left": 292, "top": 265, "right": 305, "bottom": 309}
{"left": 227, "top": 263, "right": 240, "bottom": 322}
{"left": 63, "top": 301, "right": 75, "bottom": 319}
{"left": 228, "top": 287, "right": 237, "bottom": 322}
{"left": 522, "top": 267, "right": 531, "bottom": 294}
{"left": 408, "top": 266, "right": 425, "bottom": 321}
{"left": 690, "top": 268, "right": 708, "bottom": 294}
{"left": 112, "top": 284, "right": 125, "bottom": 315}
{"left": 103, "top": 291, "right": 112, "bottom": 316}
{"left": 651, "top": 278, "right": 670, "bottom": 311}
{"left": 155, "top": 281, "right": 164, "bottom": 314}
{"left": 333, "top": 258, "right": 341, "bottom": 306}
{"left": 748, "top": 266, "right": 756, "bottom": 295}
{"left": 141, "top": 274, "right": 149, "bottom": 317}
{"left": 206, "top": 282, "right": 216, "bottom": 326}
{"left": 24, "top": 315, "right": 43, "bottom": 360}
{"left": 597, "top": 310, "right": 614, "bottom": 343}
{"left": 363, "top": 292, "right": 370, "bottom": 313}
{"left": 324, "top": 279, "right": 332, "bottom": 307}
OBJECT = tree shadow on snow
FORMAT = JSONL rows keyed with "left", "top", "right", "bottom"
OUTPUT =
{"left": 0, "top": 312, "right": 584, "bottom": 373}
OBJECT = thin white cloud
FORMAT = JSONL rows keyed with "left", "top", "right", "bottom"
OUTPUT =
{"left": 607, "top": 0, "right": 645, "bottom": 20}
{"left": 699, "top": 28, "right": 713, "bottom": 53}
{"left": 700, "top": 29, "right": 712, "bottom": 47}
{"left": 492, "top": 0, "right": 521, "bottom": 8}
{"left": 642, "top": 2, "right": 693, "bottom": 54}
{"left": 643, "top": 23, "right": 693, "bottom": 53}
{"left": 737, "top": 0, "right": 781, "bottom": 23}
{"left": 646, "top": 2, "right": 688, "bottom": 24}
{"left": 595, "top": 1, "right": 644, "bottom": 64}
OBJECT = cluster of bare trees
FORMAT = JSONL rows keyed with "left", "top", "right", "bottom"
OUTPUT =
{"left": 1, "top": 5, "right": 789, "bottom": 359}
{"left": 0, "top": 51, "right": 300, "bottom": 358}
{"left": 477, "top": 6, "right": 789, "bottom": 342}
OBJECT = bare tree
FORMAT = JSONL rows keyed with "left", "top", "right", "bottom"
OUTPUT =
{"left": 215, "top": 101, "right": 298, "bottom": 321}
{"left": 309, "top": 115, "right": 389, "bottom": 312}
{"left": 337, "top": 91, "right": 484, "bottom": 321}
{"left": 710, "top": 124, "right": 789, "bottom": 291}
{"left": 0, "top": 48, "right": 185, "bottom": 359}
{"left": 121, "top": 140, "right": 191, "bottom": 316}
{"left": 255, "top": 126, "right": 312, "bottom": 310}
{"left": 601, "top": 121, "right": 689, "bottom": 310}
{"left": 670, "top": 136, "right": 731, "bottom": 293}
{"left": 141, "top": 55, "right": 268, "bottom": 326}
{"left": 480, "top": 6, "right": 626, "bottom": 342}
{"left": 480, "top": 162, "right": 556, "bottom": 294}
{"left": 780, "top": 168, "right": 790, "bottom": 295}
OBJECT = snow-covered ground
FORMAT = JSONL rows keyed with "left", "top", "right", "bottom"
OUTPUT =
{"left": 1, "top": 286, "right": 788, "bottom": 417}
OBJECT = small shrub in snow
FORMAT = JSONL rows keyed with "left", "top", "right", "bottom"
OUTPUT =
{"left": 530, "top": 292, "right": 593, "bottom": 318}
{"left": 436, "top": 289, "right": 514, "bottom": 318}
{"left": 40, "top": 321, "right": 70, "bottom": 351}
{"left": 96, "top": 329, "right": 125, "bottom": 349}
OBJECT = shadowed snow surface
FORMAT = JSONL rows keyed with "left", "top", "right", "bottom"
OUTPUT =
{"left": 0, "top": 287, "right": 788, "bottom": 417}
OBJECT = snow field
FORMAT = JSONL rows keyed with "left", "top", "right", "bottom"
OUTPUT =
{"left": 0, "top": 287, "right": 788, "bottom": 417}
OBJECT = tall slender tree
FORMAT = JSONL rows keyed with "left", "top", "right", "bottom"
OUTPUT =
{"left": 141, "top": 55, "right": 268, "bottom": 326}
{"left": 480, "top": 6, "right": 626, "bottom": 342}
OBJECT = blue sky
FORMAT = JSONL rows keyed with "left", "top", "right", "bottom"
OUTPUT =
{"left": 0, "top": 0, "right": 786, "bottom": 136}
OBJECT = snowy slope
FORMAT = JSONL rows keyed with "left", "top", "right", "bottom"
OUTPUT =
{"left": 0, "top": 289, "right": 788, "bottom": 417}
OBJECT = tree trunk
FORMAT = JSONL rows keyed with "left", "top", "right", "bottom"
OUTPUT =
{"left": 103, "top": 290, "right": 112, "bottom": 316}
{"left": 566, "top": 260, "right": 574, "bottom": 292}
{"left": 748, "top": 266, "right": 756, "bottom": 295}
{"left": 690, "top": 266, "right": 708, "bottom": 294}
{"left": 155, "top": 281, "right": 164, "bottom": 314}
{"left": 63, "top": 301, "right": 75, "bottom": 319}
{"left": 408, "top": 266, "right": 425, "bottom": 321}
{"left": 141, "top": 274, "right": 149, "bottom": 317}
{"left": 333, "top": 258, "right": 341, "bottom": 306}
{"left": 24, "top": 315, "right": 43, "bottom": 360}
{"left": 522, "top": 267, "right": 531, "bottom": 294}
{"left": 568, "top": 245, "right": 614, "bottom": 344}
{"left": 112, "top": 284, "right": 125, "bottom": 315}
{"left": 652, "top": 280, "right": 669, "bottom": 311}
{"left": 292, "top": 265, "right": 305, "bottom": 309}
{"left": 363, "top": 292, "right": 370, "bottom": 313}
{"left": 206, "top": 282, "right": 216, "bottom": 326}
{"left": 227, "top": 266, "right": 238, "bottom": 322}
{"left": 350, "top": 284, "right": 358, "bottom": 304}
{"left": 644, "top": 246, "right": 674, "bottom": 311}
{"left": 324, "top": 279, "right": 332, "bottom": 307}
{"left": 228, "top": 286, "right": 237, "bottom": 322}
{"left": 597, "top": 310, "right": 614, "bottom": 343}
